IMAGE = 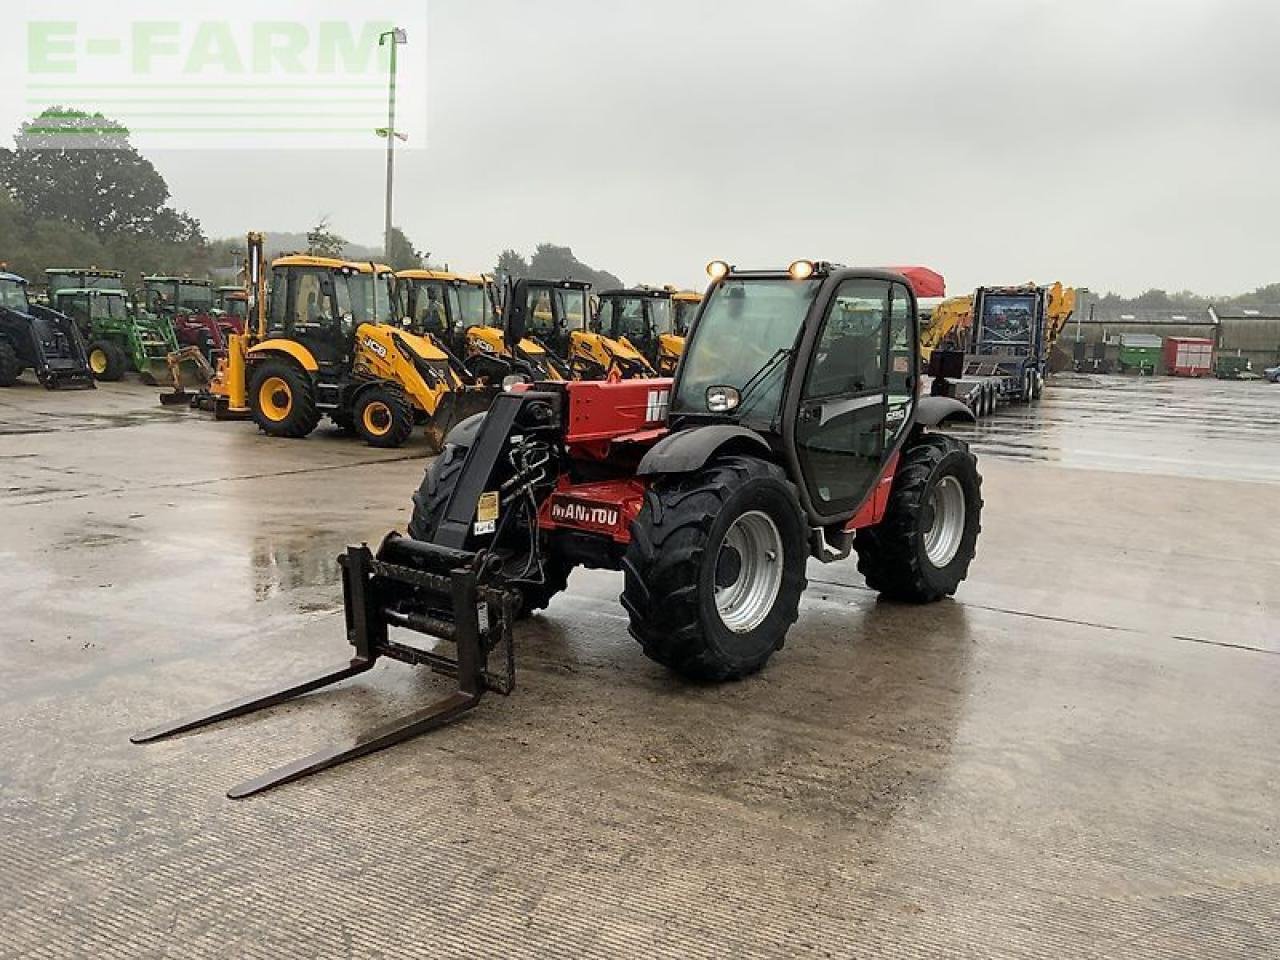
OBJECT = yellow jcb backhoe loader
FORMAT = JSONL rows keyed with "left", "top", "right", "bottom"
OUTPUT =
{"left": 209, "top": 235, "right": 495, "bottom": 450}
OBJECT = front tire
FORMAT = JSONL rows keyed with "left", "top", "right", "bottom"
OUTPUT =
{"left": 622, "top": 456, "right": 808, "bottom": 682}
{"left": 250, "top": 359, "right": 320, "bottom": 438}
{"left": 854, "top": 434, "right": 982, "bottom": 602}
{"left": 354, "top": 385, "right": 414, "bottom": 448}
{"left": 0, "top": 341, "right": 18, "bottom": 387}
{"left": 87, "top": 341, "right": 127, "bottom": 382}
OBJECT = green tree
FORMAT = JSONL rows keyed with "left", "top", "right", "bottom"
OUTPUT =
{"left": 306, "top": 218, "right": 345, "bottom": 258}
{"left": 495, "top": 248, "right": 529, "bottom": 280}
{"left": 526, "top": 243, "right": 623, "bottom": 290}
{"left": 0, "top": 107, "right": 203, "bottom": 243}
{"left": 386, "top": 226, "right": 423, "bottom": 270}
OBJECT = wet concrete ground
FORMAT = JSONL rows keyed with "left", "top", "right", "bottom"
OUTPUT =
{"left": 1, "top": 375, "right": 1277, "bottom": 958}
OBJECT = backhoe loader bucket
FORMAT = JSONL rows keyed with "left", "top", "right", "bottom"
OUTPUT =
{"left": 158, "top": 347, "right": 215, "bottom": 406}
{"left": 131, "top": 533, "right": 518, "bottom": 798}
{"left": 422, "top": 385, "right": 499, "bottom": 452}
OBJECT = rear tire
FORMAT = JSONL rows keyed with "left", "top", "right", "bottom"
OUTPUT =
{"left": 354, "top": 385, "right": 414, "bottom": 448}
{"left": 0, "top": 341, "right": 18, "bottom": 387}
{"left": 854, "top": 433, "right": 982, "bottom": 602}
{"left": 249, "top": 359, "right": 320, "bottom": 439}
{"left": 88, "top": 341, "right": 127, "bottom": 382}
{"left": 622, "top": 456, "right": 808, "bottom": 682}
{"left": 408, "top": 441, "right": 572, "bottom": 617}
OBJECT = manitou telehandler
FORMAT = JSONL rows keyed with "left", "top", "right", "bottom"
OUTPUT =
{"left": 46, "top": 268, "right": 178, "bottom": 384}
{"left": 0, "top": 270, "right": 94, "bottom": 389}
{"left": 134, "top": 259, "right": 981, "bottom": 799}
{"left": 207, "top": 236, "right": 495, "bottom": 449}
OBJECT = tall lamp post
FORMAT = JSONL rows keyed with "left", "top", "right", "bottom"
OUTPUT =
{"left": 378, "top": 27, "right": 408, "bottom": 262}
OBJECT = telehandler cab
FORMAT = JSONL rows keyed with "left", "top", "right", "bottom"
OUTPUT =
{"left": 210, "top": 237, "right": 495, "bottom": 449}
{"left": 134, "top": 260, "right": 981, "bottom": 798}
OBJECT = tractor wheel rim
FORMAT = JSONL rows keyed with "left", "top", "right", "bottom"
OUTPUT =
{"left": 714, "top": 510, "right": 784, "bottom": 634}
{"left": 258, "top": 376, "right": 292, "bottom": 421}
{"left": 923, "top": 475, "right": 966, "bottom": 567}
{"left": 362, "top": 401, "right": 392, "bottom": 436}
{"left": 90, "top": 349, "right": 107, "bottom": 374}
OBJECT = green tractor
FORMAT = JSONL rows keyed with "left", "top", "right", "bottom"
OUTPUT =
{"left": 46, "top": 268, "right": 178, "bottom": 383}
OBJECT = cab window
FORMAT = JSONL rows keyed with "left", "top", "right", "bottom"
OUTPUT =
{"left": 805, "top": 279, "right": 889, "bottom": 398}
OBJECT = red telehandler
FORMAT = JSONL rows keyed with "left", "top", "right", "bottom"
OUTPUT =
{"left": 134, "top": 260, "right": 980, "bottom": 798}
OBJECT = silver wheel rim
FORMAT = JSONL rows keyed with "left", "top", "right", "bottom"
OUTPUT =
{"left": 924, "top": 476, "right": 966, "bottom": 567}
{"left": 714, "top": 510, "right": 784, "bottom": 633}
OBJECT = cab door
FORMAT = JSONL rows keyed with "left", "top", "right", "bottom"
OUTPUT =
{"left": 793, "top": 278, "right": 916, "bottom": 519}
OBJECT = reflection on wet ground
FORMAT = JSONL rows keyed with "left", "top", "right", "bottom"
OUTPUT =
{"left": 963, "top": 374, "right": 1280, "bottom": 483}
{"left": 0, "top": 375, "right": 1277, "bottom": 958}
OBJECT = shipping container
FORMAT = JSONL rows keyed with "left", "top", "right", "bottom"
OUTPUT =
{"left": 1117, "top": 333, "right": 1162, "bottom": 375}
{"left": 1163, "top": 337, "right": 1214, "bottom": 377}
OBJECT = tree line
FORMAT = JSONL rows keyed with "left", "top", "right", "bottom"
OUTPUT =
{"left": 0, "top": 107, "right": 625, "bottom": 294}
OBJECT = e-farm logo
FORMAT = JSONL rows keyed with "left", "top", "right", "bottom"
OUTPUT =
{"left": 10, "top": 2, "right": 427, "bottom": 151}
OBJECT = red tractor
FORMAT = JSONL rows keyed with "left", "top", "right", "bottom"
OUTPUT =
{"left": 135, "top": 261, "right": 981, "bottom": 798}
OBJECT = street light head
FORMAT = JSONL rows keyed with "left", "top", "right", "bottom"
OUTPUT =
{"left": 381, "top": 27, "right": 408, "bottom": 45}
{"left": 394, "top": 27, "right": 407, "bottom": 43}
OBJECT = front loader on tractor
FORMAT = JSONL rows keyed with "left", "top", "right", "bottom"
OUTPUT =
{"left": 207, "top": 236, "right": 496, "bottom": 450}
{"left": 45, "top": 268, "right": 179, "bottom": 384}
{"left": 140, "top": 275, "right": 239, "bottom": 363}
{"left": 134, "top": 259, "right": 982, "bottom": 799}
{"left": 0, "top": 270, "right": 95, "bottom": 390}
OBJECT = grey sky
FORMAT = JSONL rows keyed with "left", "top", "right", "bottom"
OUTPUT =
{"left": 153, "top": 0, "right": 1280, "bottom": 295}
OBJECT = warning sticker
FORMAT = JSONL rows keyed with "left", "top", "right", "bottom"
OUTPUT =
{"left": 893, "top": 356, "right": 909, "bottom": 373}
{"left": 477, "top": 491, "right": 499, "bottom": 524}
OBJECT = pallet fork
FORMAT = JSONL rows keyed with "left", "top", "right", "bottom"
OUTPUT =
{"left": 131, "top": 535, "right": 517, "bottom": 799}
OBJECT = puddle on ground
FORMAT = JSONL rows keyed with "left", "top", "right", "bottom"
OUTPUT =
{"left": 250, "top": 530, "right": 352, "bottom": 601}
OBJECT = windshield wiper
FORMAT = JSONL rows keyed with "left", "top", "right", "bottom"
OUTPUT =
{"left": 735, "top": 347, "right": 792, "bottom": 414}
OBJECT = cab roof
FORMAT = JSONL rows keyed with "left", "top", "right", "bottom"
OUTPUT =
{"left": 144, "top": 276, "right": 213, "bottom": 286}
{"left": 46, "top": 267, "right": 125, "bottom": 278}
{"left": 396, "top": 269, "right": 487, "bottom": 285}
{"left": 272, "top": 254, "right": 392, "bottom": 275}
{"left": 598, "top": 287, "right": 671, "bottom": 300}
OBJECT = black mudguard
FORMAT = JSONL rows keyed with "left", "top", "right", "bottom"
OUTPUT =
{"left": 915, "top": 396, "right": 975, "bottom": 426}
{"left": 636, "top": 424, "right": 772, "bottom": 476}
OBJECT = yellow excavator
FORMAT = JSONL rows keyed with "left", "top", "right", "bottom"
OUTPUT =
{"left": 206, "top": 234, "right": 495, "bottom": 449}
{"left": 920, "top": 295, "right": 974, "bottom": 363}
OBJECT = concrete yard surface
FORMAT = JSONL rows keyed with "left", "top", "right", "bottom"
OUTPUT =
{"left": 1, "top": 375, "right": 1278, "bottom": 958}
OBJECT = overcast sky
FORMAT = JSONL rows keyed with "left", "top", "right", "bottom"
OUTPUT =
{"left": 150, "top": 0, "right": 1280, "bottom": 296}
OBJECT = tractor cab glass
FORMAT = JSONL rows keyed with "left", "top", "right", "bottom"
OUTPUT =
{"left": 673, "top": 298, "right": 699, "bottom": 336}
{"left": 601, "top": 295, "right": 649, "bottom": 341}
{"left": 555, "top": 288, "right": 589, "bottom": 332}
{"left": 176, "top": 282, "right": 213, "bottom": 313}
{"left": 405, "top": 281, "right": 451, "bottom": 335}
{"left": 649, "top": 297, "right": 675, "bottom": 337}
{"left": 454, "top": 283, "right": 490, "bottom": 329}
{"left": 673, "top": 277, "right": 820, "bottom": 429}
{"left": 343, "top": 271, "right": 394, "bottom": 325}
{"left": 977, "top": 294, "right": 1035, "bottom": 350}
{"left": 61, "top": 290, "right": 128, "bottom": 325}
{"left": 0, "top": 279, "right": 30, "bottom": 312}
